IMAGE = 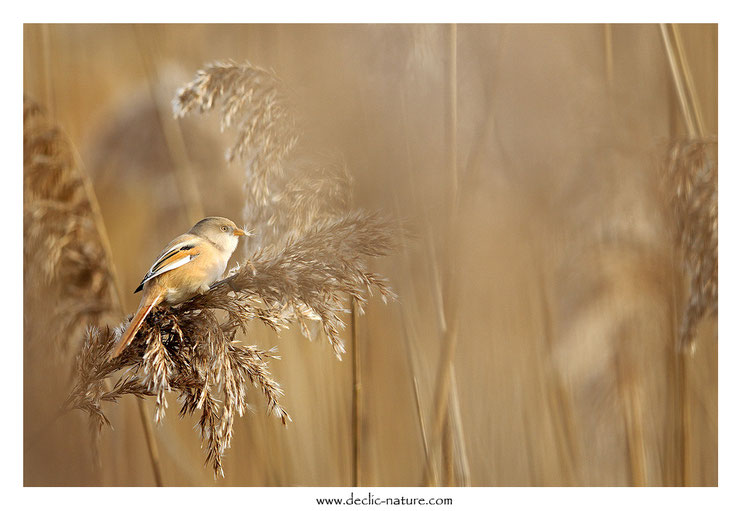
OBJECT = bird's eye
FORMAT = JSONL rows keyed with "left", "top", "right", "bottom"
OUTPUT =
{"left": 221, "top": 226, "right": 228, "bottom": 232}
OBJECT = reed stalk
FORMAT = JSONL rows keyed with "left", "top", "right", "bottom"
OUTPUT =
{"left": 535, "top": 267, "right": 577, "bottom": 485}
{"left": 448, "top": 367, "right": 471, "bottom": 486}
{"left": 425, "top": 24, "right": 471, "bottom": 486}
{"left": 395, "top": 96, "right": 438, "bottom": 485}
{"left": 351, "top": 298, "right": 362, "bottom": 486}
{"left": 604, "top": 24, "right": 614, "bottom": 90}
{"left": 660, "top": 24, "right": 705, "bottom": 139}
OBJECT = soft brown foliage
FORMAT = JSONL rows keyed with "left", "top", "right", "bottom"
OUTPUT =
{"left": 663, "top": 138, "right": 718, "bottom": 349}
{"left": 23, "top": 97, "right": 115, "bottom": 356}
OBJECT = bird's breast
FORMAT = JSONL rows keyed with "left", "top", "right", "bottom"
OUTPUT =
{"left": 157, "top": 245, "right": 229, "bottom": 304}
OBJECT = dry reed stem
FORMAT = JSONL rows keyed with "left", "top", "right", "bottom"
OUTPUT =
{"left": 397, "top": 305, "right": 436, "bottom": 485}
{"left": 664, "top": 264, "right": 684, "bottom": 486}
{"left": 604, "top": 24, "right": 614, "bottom": 90}
{"left": 395, "top": 100, "right": 438, "bottom": 485}
{"left": 351, "top": 299, "right": 361, "bottom": 486}
{"left": 390, "top": 199, "right": 437, "bottom": 485}
{"left": 442, "top": 413, "right": 454, "bottom": 486}
{"left": 136, "top": 401, "right": 164, "bottom": 486}
{"left": 517, "top": 380, "right": 539, "bottom": 485}
{"left": 425, "top": 323, "right": 458, "bottom": 485}
{"left": 41, "top": 24, "right": 54, "bottom": 116}
{"left": 535, "top": 267, "right": 578, "bottom": 485}
{"left": 426, "top": 24, "right": 468, "bottom": 486}
{"left": 448, "top": 367, "right": 471, "bottom": 486}
{"left": 447, "top": 24, "right": 459, "bottom": 208}
{"left": 394, "top": 92, "right": 444, "bottom": 485}
{"left": 670, "top": 24, "right": 706, "bottom": 137}
{"left": 679, "top": 351, "right": 692, "bottom": 485}
{"left": 660, "top": 24, "right": 704, "bottom": 139}
{"left": 617, "top": 353, "right": 648, "bottom": 486}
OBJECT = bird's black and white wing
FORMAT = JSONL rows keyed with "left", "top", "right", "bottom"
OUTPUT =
{"left": 134, "top": 235, "right": 200, "bottom": 293}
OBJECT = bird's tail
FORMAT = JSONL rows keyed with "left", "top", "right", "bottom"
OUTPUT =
{"left": 109, "top": 291, "right": 164, "bottom": 361}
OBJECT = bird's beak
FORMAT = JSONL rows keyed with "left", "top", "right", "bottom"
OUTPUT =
{"left": 234, "top": 228, "right": 252, "bottom": 237}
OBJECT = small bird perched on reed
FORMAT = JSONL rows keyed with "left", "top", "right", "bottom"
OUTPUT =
{"left": 109, "top": 217, "right": 248, "bottom": 360}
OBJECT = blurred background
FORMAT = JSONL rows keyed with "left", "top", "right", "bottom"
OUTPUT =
{"left": 23, "top": 23, "right": 717, "bottom": 486}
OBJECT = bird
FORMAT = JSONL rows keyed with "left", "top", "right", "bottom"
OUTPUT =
{"left": 108, "top": 216, "right": 248, "bottom": 360}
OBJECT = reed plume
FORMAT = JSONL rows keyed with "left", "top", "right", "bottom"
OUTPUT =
{"left": 68, "top": 61, "right": 399, "bottom": 476}
{"left": 662, "top": 138, "right": 717, "bottom": 350}
{"left": 174, "top": 61, "right": 383, "bottom": 352}
{"left": 67, "top": 210, "right": 397, "bottom": 475}
{"left": 173, "top": 60, "right": 299, "bottom": 207}
{"left": 244, "top": 154, "right": 353, "bottom": 252}
{"left": 23, "top": 96, "right": 115, "bottom": 357}
{"left": 173, "top": 60, "right": 353, "bottom": 254}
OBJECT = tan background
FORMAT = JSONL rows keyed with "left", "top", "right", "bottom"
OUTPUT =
{"left": 23, "top": 24, "right": 717, "bottom": 486}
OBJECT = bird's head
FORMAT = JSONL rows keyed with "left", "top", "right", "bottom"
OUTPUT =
{"left": 190, "top": 216, "right": 251, "bottom": 254}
